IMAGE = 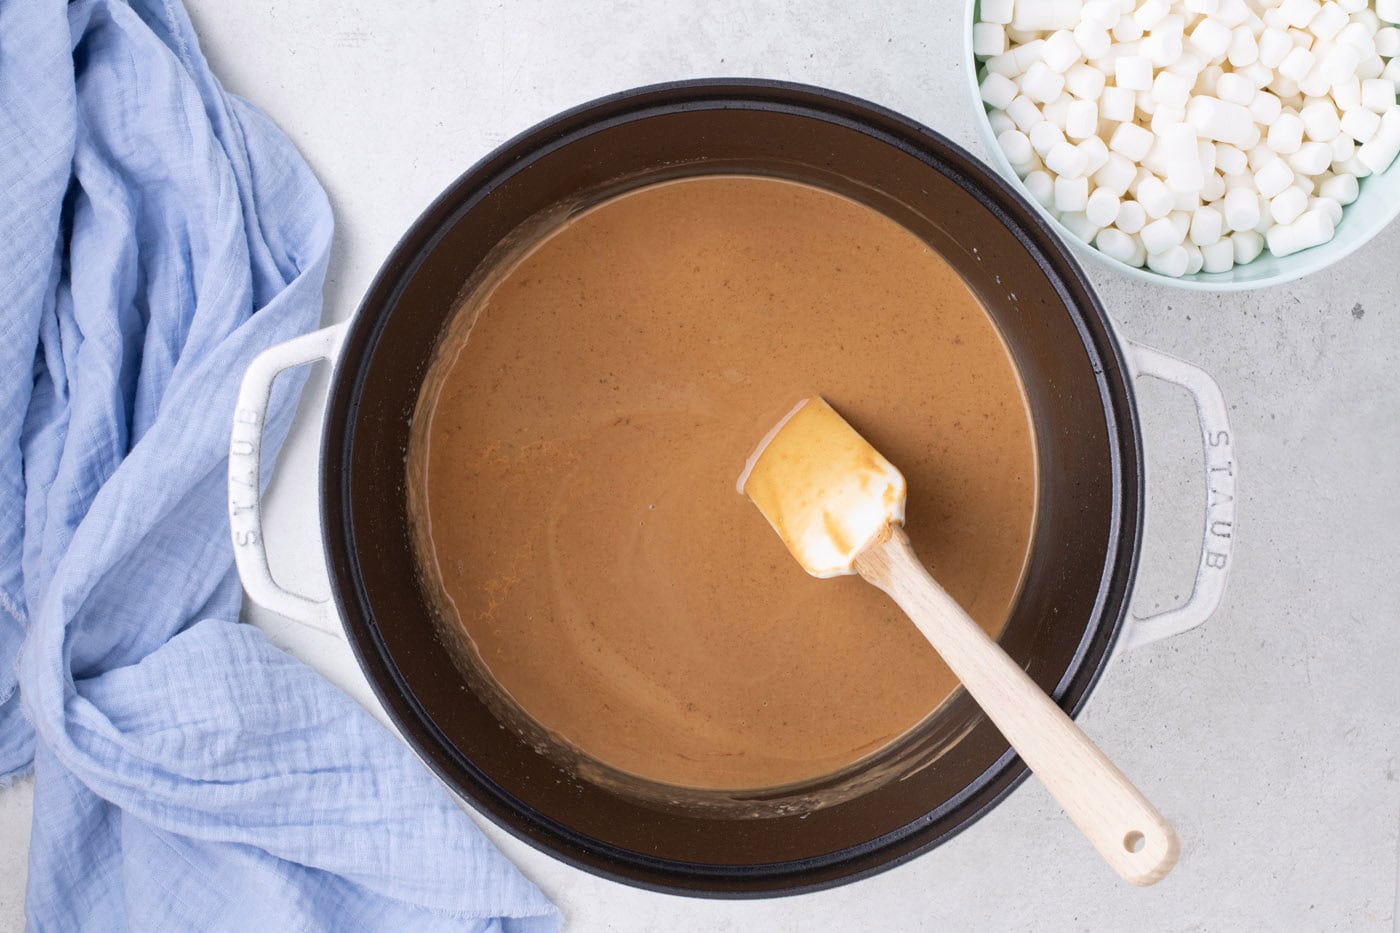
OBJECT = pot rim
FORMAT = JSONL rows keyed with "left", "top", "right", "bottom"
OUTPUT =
{"left": 318, "top": 78, "right": 1146, "bottom": 897}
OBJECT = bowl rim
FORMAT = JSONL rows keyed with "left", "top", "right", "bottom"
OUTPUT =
{"left": 963, "top": 0, "right": 1400, "bottom": 291}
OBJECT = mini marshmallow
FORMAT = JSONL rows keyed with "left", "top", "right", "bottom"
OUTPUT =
{"left": 1095, "top": 227, "right": 1140, "bottom": 263}
{"left": 1229, "top": 26, "right": 1261, "bottom": 67}
{"left": 1086, "top": 186, "right": 1122, "bottom": 226}
{"left": 1278, "top": 0, "right": 1322, "bottom": 28}
{"left": 1357, "top": 110, "right": 1400, "bottom": 172}
{"left": 999, "top": 129, "right": 1036, "bottom": 166}
{"left": 1190, "top": 205, "right": 1225, "bottom": 244}
{"left": 1269, "top": 112, "right": 1306, "bottom": 152}
{"left": 1201, "top": 238, "right": 1236, "bottom": 272}
{"left": 1190, "top": 18, "right": 1233, "bottom": 59}
{"left": 1256, "top": 156, "right": 1297, "bottom": 196}
{"left": 1380, "top": 0, "right": 1400, "bottom": 22}
{"left": 1377, "top": 27, "right": 1400, "bottom": 58}
{"left": 1238, "top": 62, "right": 1277, "bottom": 90}
{"left": 1100, "top": 85, "right": 1138, "bottom": 121}
{"left": 1144, "top": 31, "right": 1186, "bottom": 67}
{"left": 1075, "top": 23, "right": 1113, "bottom": 59}
{"left": 1341, "top": 106, "right": 1382, "bottom": 142}
{"left": 1094, "top": 152, "right": 1138, "bottom": 195}
{"left": 1270, "top": 185, "right": 1309, "bottom": 224}
{"left": 1250, "top": 90, "right": 1285, "bottom": 125}
{"left": 1202, "top": 169, "right": 1227, "bottom": 201}
{"left": 1113, "top": 14, "right": 1146, "bottom": 43}
{"left": 1110, "top": 121, "right": 1156, "bottom": 160}
{"left": 1116, "top": 55, "right": 1155, "bottom": 90}
{"left": 988, "top": 110, "right": 1017, "bottom": 136}
{"left": 1005, "top": 95, "right": 1043, "bottom": 131}
{"left": 1054, "top": 175, "right": 1091, "bottom": 211}
{"left": 1362, "top": 78, "right": 1398, "bottom": 112}
{"left": 1146, "top": 244, "right": 1190, "bottom": 275}
{"left": 1116, "top": 199, "right": 1148, "bottom": 232}
{"left": 1154, "top": 70, "right": 1194, "bottom": 107}
{"left": 1043, "top": 30, "right": 1083, "bottom": 73}
{"left": 1311, "top": 2, "right": 1350, "bottom": 40}
{"left": 1216, "top": 72, "right": 1257, "bottom": 105}
{"left": 1079, "top": 136, "right": 1112, "bottom": 173}
{"left": 1331, "top": 133, "right": 1357, "bottom": 161}
{"left": 980, "top": 0, "right": 1014, "bottom": 24}
{"left": 1137, "top": 175, "right": 1176, "bottom": 217}
{"left": 1259, "top": 28, "right": 1294, "bottom": 67}
{"left": 1030, "top": 120, "right": 1067, "bottom": 157}
{"left": 1066, "top": 99, "right": 1100, "bottom": 138}
{"left": 1231, "top": 230, "right": 1265, "bottom": 263}
{"left": 1216, "top": 143, "right": 1249, "bottom": 175}
{"left": 1022, "top": 62, "right": 1067, "bottom": 102}
{"left": 1289, "top": 140, "right": 1335, "bottom": 174}
{"left": 1334, "top": 76, "right": 1363, "bottom": 110}
{"left": 1168, "top": 209, "right": 1192, "bottom": 239}
{"left": 1060, "top": 210, "right": 1103, "bottom": 242}
{"left": 1320, "top": 45, "right": 1362, "bottom": 85}
{"left": 1197, "top": 65, "right": 1225, "bottom": 96}
{"left": 974, "top": 23, "right": 1008, "bottom": 58}
{"left": 1301, "top": 101, "right": 1341, "bottom": 140}
{"left": 1045, "top": 93, "right": 1075, "bottom": 128}
{"left": 1012, "top": 1, "right": 1085, "bottom": 31}
{"left": 1319, "top": 171, "right": 1359, "bottom": 204}
{"left": 981, "top": 72, "right": 1020, "bottom": 110}
{"left": 1188, "top": 95, "right": 1258, "bottom": 147}
{"left": 1012, "top": 39, "right": 1048, "bottom": 73}
{"left": 1135, "top": 0, "right": 1172, "bottom": 29}
{"left": 1162, "top": 122, "right": 1207, "bottom": 192}
{"left": 1278, "top": 46, "right": 1316, "bottom": 81}
{"left": 1065, "top": 63, "right": 1107, "bottom": 100}
{"left": 1046, "top": 139, "right": 1091, "bottom": 178}
{"left": 1265, "top": 207, "right": 1336, "bottom": 255}
{"left": 1311, "top": 194, "right": 1344, "bottom": 224}
{"left": 1024, "top": 169, "right": 1056, "bottom": 208}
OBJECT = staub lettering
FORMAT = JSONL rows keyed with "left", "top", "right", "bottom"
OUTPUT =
{"left": 1205, "top": 551, "right": 1227, "bottom": 569}
{"left": 1210, "top": 520, "right": 1232, "bottom": 539}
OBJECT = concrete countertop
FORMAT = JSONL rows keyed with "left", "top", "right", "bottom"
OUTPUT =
{"left": 2, "top": 1, "right": 1398, "bottom": 928}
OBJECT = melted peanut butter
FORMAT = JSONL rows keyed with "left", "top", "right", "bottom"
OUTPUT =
{"left": 408, "top": 175, "right": 1036, "bottom": 791}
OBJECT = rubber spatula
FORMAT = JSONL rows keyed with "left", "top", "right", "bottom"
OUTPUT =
{"left": 739, "top": 397, "right": 1179, "bottom": 885}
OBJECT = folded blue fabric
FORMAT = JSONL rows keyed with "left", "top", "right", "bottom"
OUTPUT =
{"left": 0, "top": 0, "right": 559, "bottom": 929}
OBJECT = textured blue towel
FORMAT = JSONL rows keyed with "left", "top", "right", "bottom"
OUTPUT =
{"left": 0, "top": 0, "right": 558, "bottom": 929}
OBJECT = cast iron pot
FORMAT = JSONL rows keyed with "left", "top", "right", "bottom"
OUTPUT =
{"left": 227, "top": 80, "right": 1236, "bottom": 896}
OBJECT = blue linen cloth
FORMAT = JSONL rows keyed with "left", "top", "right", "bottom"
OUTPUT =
{"left": 0, "top": 0, "right": 559, "bottom": 929}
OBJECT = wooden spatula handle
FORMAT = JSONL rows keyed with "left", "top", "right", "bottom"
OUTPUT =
{"left": 855, "top": 527, "right": 1179, "bottom": 885}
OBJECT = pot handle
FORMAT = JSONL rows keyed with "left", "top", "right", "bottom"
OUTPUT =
{"left": 1116, "top": 340, "right": 1236, "bottom": 652}
{"left": 228, "top": 322, "right": 349, "bottom": 637}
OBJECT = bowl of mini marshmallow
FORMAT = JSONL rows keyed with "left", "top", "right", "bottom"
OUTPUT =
{"left": 968, "top": 0, "right": 1400, "bottom": 288}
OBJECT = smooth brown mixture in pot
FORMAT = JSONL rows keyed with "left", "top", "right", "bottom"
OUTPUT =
{"left": 408, "top": 175, "right": 1037, "bottom": 791}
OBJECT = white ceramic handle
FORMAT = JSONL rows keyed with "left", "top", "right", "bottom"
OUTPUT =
{"left": 228, "top": 322, "right": 348, "bottom": 636}
{"left": 1117, "top": 340, "right": 1236, "bottom": 652}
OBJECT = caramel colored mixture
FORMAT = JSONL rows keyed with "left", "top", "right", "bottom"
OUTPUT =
{"left": 408, "top": 175, "right": 1036, "bottom": 791}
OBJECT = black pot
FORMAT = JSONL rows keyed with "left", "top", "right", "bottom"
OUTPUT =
{"left": 229, "top": 80, "right": 1235, "bottom": 896}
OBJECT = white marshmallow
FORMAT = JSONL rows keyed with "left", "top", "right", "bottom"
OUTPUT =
{"left": 1060, "top": 210, "right": 1103, "bottom": 242}
{"left": 981, "top": 72, "right": 1020, "bottom": 110}
{"left": 1233, "top": 230, "right": 1266, "bottom": 263}
{"left": 1278, "top": 46, "right": 1316, "bottom": 80}
{"left": 1065, "top": 63, "right": 1107, "bottom": 100}
{"left": 1005, "top": 95, "right": 1043, "bottom": 131}
{"left": 1146, "top": 244, "right": 1191, "bottom": 275}
{"left": 1045, "top": 93, "right": 1075, "bottom": 128}
{"left": 985, "top": 53, "right": 1021, "bottom": 78}
{"left": 1137, "top": 175, "right": 1176, "bottom": 217}
{"left": 1229, "top": 26, "right": 1261, "bottom": 67}
{"left": 1216, "top": 72, "right": 1257, "bottom": 105}
{"left": 1012, "top": 39, "right": 1048, "bottom": 74}
{"left": 981, "top": 0, "right": 1014, "bottom": 25}
{"left": 988, "top": 110, "right": 1017, "bottom": 136}
{"left": 1095, "top": 227, "right": 1140, "bottom": 263}
{"left": 1202, "top": 169, "right": 1227, "bottom": 201}
{"left": 1022, "top": 62, "right": 1067, "bottom": 102}
{"left": 1100, "top": 85, "right": 1137, "bottom": 121}
{"left": 1086, "top": 186, "right": 1121, "bottom": 226}
{"left": 1094, "top": 152, "right": 1138, "bottom": 195}
{"left": 1187, "top": 95, "right": 1258, "bottom": 146}
{"left": 1075, "top": 23, "right": 1113, "bottom": 59}
{"left": 1250, "top": 91, "right": 1285, "bottom": 125}
{"left": 1046, "top": 140, "right": 1091, "bottom": 178}
{"left": 1311, "top": 194, "right": 1344, "bottom": 225}
{"left": 1043, "top": 30, "right": 1083, "bottom": 73}
{"left": 1054, "top": 175, "right": 1091, "bottom": 211}
{"left": 1153, "top": 70, "right": 1194, "bottom": 107}
{"left": 1256, "top": 156, "right": 1297, "bottom": 196}
{"left": 1079, "top": 136, "right": 1112, "bottom": 173}
{"left": 1201, "top": 238, "right": 1236, "bottom": 272}
{"left": 1265, "top": 207, "right": 1336, "bottom": 254}
{"left": 1289, "top": 140, "right": 1334, "bottom": 174}
{"left": 1300, "top": 101, "right": 1341, "bottom": 140}
{"left": 1357, "top": 108, "right": 1400, "bottom": 172}
{"left": 999, "top": 129, "right": 1036, "bottom": 166}
{"left": 1319, "top": 171, "right": 1359, "bottom": 204}
{"left": 1162, "top": 122, "right": 1206, "bottom": 192}
{"left": 975, "top": 23, "right": 1008, "bottom": 58}
{"left": 1238, "top": 62, "right": 1276, "bottom": 90}
{"left": 1190, "top": 205, "right": 1225, "bottom": 244}
{"left": 1320, "top": 44, "right": 1362, "bottom": 85}
{"left": 1377, "top": 27, "right": 1400, "bottom": 58}
{"left": 1270, "top": 185, "right": 1309, "bottom": 224}
{"left": 1144, "top": 31, "right": 1186, "bottom": 67}
{"left": 1331, "top": 133, "right": 1357, "bottom": 162}
{"left": 1030, "top": 120, "right": 1067, "bottom": 157}
{"left": 1341, "top": 106, "right": 1381, "bottom": 142}
{"left": 1268, "top": 112, "right": 1306, "bottom": 152}
{"left": 1066, "top": 99, "right": 1100, "bottom": 138}
{"left": 1362, "top": 78, "right": 1397, "bottom": 113}
{"left": 1190, "top": 18, "right": 1233, "bottom": 59}
{"left": 1116, "top": 55, "right": 1155, "bottom": 90}
{"left": 1311, "top": 3, "right": 1350, "bottom": 40}
{"left": 1259, "top": 28, "right": 1294, "bottom": 68}
{"left": 1025, "top": 169, "right": 1056, "bottom": 208}
{"left": 1334, "top": 77, "right": 1363, "bottom": 111}
{"left": 1381, "top": 0, "right": 1400, "bottom": 24}
{"left": 1113, "top": 14, "right": 1145, "bottom": 43}
{"left": 1012, "top": 0, "right": 1084, "bottom": 31}
{"left": 1109, "top": 121, "right": 1156, "bottom": 160}
{"left": 1216, "top": 143, "right": 1249, "bottom": 175}
{"left": 1116, "top": 199, "right": 1149, "bottom": 232}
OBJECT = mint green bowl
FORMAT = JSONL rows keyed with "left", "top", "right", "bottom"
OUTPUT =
{"left": 965, "top": 0, "right": 1400, "bottom": 290}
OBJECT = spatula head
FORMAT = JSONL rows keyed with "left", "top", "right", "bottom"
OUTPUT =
{"left": 739, "top": 398, "right": 907, "bottom": 578}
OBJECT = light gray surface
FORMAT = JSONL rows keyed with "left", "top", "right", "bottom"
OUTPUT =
{"left": 2, "top": 1, "right": 1398, "bottom": 929}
